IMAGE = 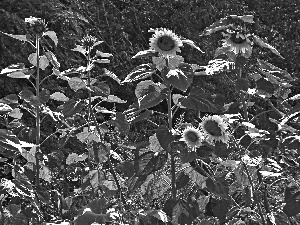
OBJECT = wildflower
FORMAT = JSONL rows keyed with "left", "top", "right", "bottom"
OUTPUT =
{"left": 201, "top": 115, "right": 230, "bottom": 144}
{"left": 25, "top": 16, "right": 47, "bottom": 35}
{"left": 81, "top": 35, "right": 98, "bottom": 49}
{"left": 221, "top": 28, "right": 253, "bottom": 58}
{"left": 149, "top": 28, "right": 183, "bottom": 58}
{"left": 180, "top": 126, "right": 204, "bottom": 149}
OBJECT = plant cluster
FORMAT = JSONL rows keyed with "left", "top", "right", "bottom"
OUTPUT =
{"left": 0, "top": 13, "right": 300, "bottom": 225}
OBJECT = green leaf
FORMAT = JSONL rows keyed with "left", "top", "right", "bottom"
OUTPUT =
{"left": 43, "top": 30, "right": 58, "bottom": 46}
{"left": 7, "top": 71, "right": 30, "bottom": 79}
{"left": 28, "top": 53, "right": 49, "bottom": 70}
{"left": 132, "top": 49, "right": 157, "bottom": 59}
{"left": 257, "top": 59, "right": 293, "bottom": 81}
{"left": 235, "top": 78, "right": 249, "bottom": 92}
{"left": 60, "top": 99, "right": 86, "bottom": 117}
{"left": 135, "top": 80, "right": 167, "bottom": 110}
{"left": 182, "top": 39, "right": 204, "bottom": 53}
{"left": 155, "top": 125, "right": 174, "bottom": 151}
{"left": 50, "top": 92, "right": 69, "bottom": 102}
{"left": 206, "top": 174, "right": 229, "bottom": 198}
{"left": 210, "top": 198, "right": 231, "bottom": 223}
{"left": 253, "top": 35, "right": 283, "bottom": 58}
{"left": 101, "top": 68, "right": 121, "bottom": 84}
{"left": 91, "top": 82, "right": 110, "bottom": 97}
{"left": 1, "top": 63, "right": 25, "bottom": 74}
{"left": 256, "top": 78, "right": 275, "bottom": 94}
{"left": 76, "top": 131, "right": 100, "bottom": 143}
{"left": 161, "top": 67, "right": 193, "bottom": 92}
{"left": 147, "top": 210, "right": 169, "bottom": 223}
{"left": 107, "top": 112, "right": 130, "bottom": 134}
{"left": 201, "top": 17, "right": 233, "bottom": 35}
{"left": 180, "top": 87, "right": 221, "bottom": 113}
{"left": 0, "top": 129, "right": 22, "bottom": 156}
{"left": 176, "top": 171, "right": 190, "bottom": 190}
{"left": 122, "top": 64, "right": 156, "bottom": 83}
{"left": 0, "top": 31, "right": 31, "bottom": 42}
{"left": 130, "top": 109, "right": 154, "bottom": 123}
{"left": 137, "top": 152, "right": 167, "bottom": 177}
{"left": 283, "top": 185, "right": 300, "bottom": 216}
{"left": 44, "top": 51, "right": 60, "bottom": 69}
{"left": 9, "top": 108, "right": 23, "bottom": 119}
{"left": 229, "top": 15, "right": 255, "bottom": 23}
{"left": 0, "top": 103, "right": 12, "bottom": 114}
{"left": 39, "top": 89, "right": 50, "bottom": 104}
{"left": 19, "top": 90, "right": 40, "bottom": 106}
{"left": 68, "top": 77, "right": 86, "bottom": 92}
{"left": 72, "top": 45, "right": 87, "bottom": 56}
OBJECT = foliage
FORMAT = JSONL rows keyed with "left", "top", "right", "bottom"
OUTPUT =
{"left": 0, "top": 0, "right": 300, "bottom": 225}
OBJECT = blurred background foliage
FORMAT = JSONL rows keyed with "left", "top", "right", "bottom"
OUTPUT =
{"left": 0, "top": 0, "right": 300, "bottom": 122}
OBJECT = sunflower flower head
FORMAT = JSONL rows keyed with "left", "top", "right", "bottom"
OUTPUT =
{"left": 180, "top": 126, "right": 204, "bottom": 150}
{"left": 149, "top": 28, "right": 183, "bottom": 58}
{"left": 201, "top": 115, "right": 230, "bottom": 144}
{"left": 81, "top": 35, "right": 98, "bottom": 49}
{"left": 25, "top": 16, "right": 47, "bottom": 35}
{"left": 222, "top": 27, "right": 253, "bottom": 58}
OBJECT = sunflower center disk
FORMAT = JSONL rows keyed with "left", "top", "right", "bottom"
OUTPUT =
{"left": 204, "top": 121, "right": 222, "bottom": 136}
{"left": 230, "top": 34, "right": 245, "bottom": 44}
{"left": 157, "top": 36, "right": 176, "bottom": 51}
{"left": 186, "top": 131, "right": 199, "bottom": 143}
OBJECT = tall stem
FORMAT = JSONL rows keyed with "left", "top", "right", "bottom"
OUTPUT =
{"left": 87, "top": 48, "right": 92, "bottom": 131}
{"left": 35, "top": 35, "right": 40, "bottom": 187}
{"left": 167, "top": 84, "right": 176, "bottom": 203}
{"left": 238, "top": 67, "right": 249, "bottom": 121}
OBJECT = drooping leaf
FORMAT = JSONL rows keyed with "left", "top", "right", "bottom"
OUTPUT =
{"left": 256, "top": 78, "right": 275, "bottom": 94}
{"left": 0, "top": 103, "right": 12, "bottom": 114}
{"left": 19, "top": 90, "right": 40, "bottom": 106}
{"left": 101, "top": 68, "right": 121, "bottom": 84}
{"left": 201, "top": 17, "right": 233, "bottom": 35}
{"left": 257, "top": 59, "right": 293, "bottom": 81}
{"left": 43, "top": 30, "right": 58, "bottom": 46}
{"left": 72, "top": 45, "right": 88, "bottom": 56}
{"left": 132, "top": 49, "right": 157, "bottom": 59}
{"left": 182, "top": 39, "right": 204, "bottom": 53}
{"left": 253, "top": 35, "right": 283, "bottom": 58}
{"left": 122, "top": 64, "right": 156, "bottom": 83}
{"left": 229, "top": 15, "right": 255, "bottom": 23}
{"left": 44, "top": 51, "right": 60, "bottom": 69}
{"left": 0, "top": 31, "right": 30, "bottom": 42}
{"left": 162, "top": 67, "right": 193, "bottom": 92}
{"left": 0, "top": 129, "right": 22, "bottom": 157}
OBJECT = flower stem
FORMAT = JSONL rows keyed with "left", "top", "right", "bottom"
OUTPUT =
{"left": 87, "top": 48, "right": 92, "bottom": 132}
{"left": 242, "top": 161, "right": 266, "bottom": 225}
{"left": 35, "top": 35, "right": 40, "bottom": 188}
{"left": 167, "top": 84, "right": 176, "bottom": 203}
{"left": 238, "top": 67, "right": 248, "bottom": 122}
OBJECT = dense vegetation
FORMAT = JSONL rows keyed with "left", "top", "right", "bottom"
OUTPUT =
{"left": 0, "top": 0, "right": 300, "bottom": 224}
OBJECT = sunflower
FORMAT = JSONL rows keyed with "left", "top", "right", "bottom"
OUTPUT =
{"left": 149, "top": 28, "right": 183, "bottom": 58}
{"left": 180, "top": 126, "right": 204, "bottom": 150}
{"left": 201, "top": 115, "right": 229, "bottom": 144}
{"left": 222, "top": 29, "right": 253, "bottom": 58}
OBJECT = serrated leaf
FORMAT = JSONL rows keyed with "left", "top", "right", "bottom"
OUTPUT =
{"left": 253, "top": 35, "right": 283, "bottom": 58}
{"left": 43, "top": 31, "right": 58, "bottom": 46}
{"left": 50, "top": 92, "right": 69, "bottom": 102}
{"left": 122, "top": 64, "right": 155, "bottom": 83}
{"left": 101, "top": 69, "right": 121, "bottom": 84}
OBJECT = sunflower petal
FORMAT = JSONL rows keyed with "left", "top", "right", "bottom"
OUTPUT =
{"left": 182, "top": 39, "right": 204, "bottom": 53}
{"left": 253, "top": 35, "right": 284, "bottom": 58}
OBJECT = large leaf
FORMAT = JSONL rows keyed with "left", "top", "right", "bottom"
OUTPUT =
{"left": 180, "top": 87, "right": 221, "bottom": 113}
{"left": 135, "top": 80, "right": 167, "bottom": 110}
{"left": 43, "top": 31, "right": 58, "bottom": 46}
{"left": 107, "top": 112, "right": 130, "bottom": 134}
{"left": 60, "top": 99, "right": 86, "bottom": 118}
{"left": 155, "top": 125, "right": 174, "bottom": 152}
{"left": 0, "top": 129, "right": 22, "bottom": 157}
{"left": 201, "top": 17, "right": 233, "bottom": 35}
{"left": 132, "top": 49, "right": 157, "bottom": 59}
{"left": 256, "top": 78, "right": 275, "bottom": 94}
{"left": 122, "top": 63, "right": 156, "bottom": 83}
{"left": 283, "top": 185, "right": 300, "bottom": 216}
{"left": 0, "top": 31, "right": 31, "bottom": 42}
{"left": 257, "top": 59, "right": 293, "bottom": 81}
{"left": 91, "top": 82, "right": 110, "bottom": 97}
{"left": 68, "top": 77, "right": 86, "bottom": 92}
{"left": 253, "top": 35, "right": 283, "bottom": 58}
{"left": 161, "top": 67, "right": 193, "bottom": 92}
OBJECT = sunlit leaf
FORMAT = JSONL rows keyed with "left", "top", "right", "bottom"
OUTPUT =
{"left": 0, "top": 31, "right": 31, "bottom": 42}
{"left": 66, "top": 153, "right": 88, "bottom": 165}
{"left": 253, "top": 35, "right": 283, "bottom": 58}
{"left": 182, "top": 39, "right": 204, "bottom": 53}
{"left": 68, "top": 77, "right": 86, "bottom": 91}
{"left": 43, "top": 31, "right": 58, "bottom": 46}
{"left": 50, "top": 92, "right": 69, "bottom": 102}
{"left": 122, "top": 64, "right": 156, "bottom": 83}
{"left": 132, "top": 49, "right": 157, "bottom": 59}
